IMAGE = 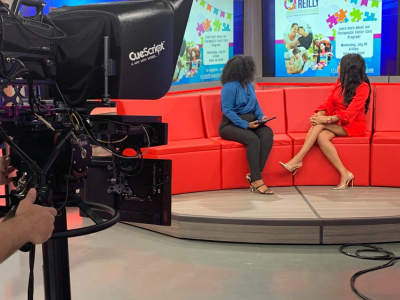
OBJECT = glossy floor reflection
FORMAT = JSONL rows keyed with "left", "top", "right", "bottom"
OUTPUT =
{"left": 1, "top": 208, "right": 400, "bottom": 300}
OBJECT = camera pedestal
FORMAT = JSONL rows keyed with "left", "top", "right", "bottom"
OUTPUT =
{"left": 38, "top": 197, "right": 120, "bottom": 300}
{"left": 42, "top": 208, "right": 72, "bottom": 300}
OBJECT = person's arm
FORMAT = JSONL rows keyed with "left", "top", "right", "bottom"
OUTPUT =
{"left": 0, "top": 189, "right": 57, "bottom": 264}
{"left": 287, "top": 68, "right": 301, "bottom": 75}
{"left": 289, "top": 40, "right": 300, "bottom": 48}
{"left": 335, "top": 83, "right": 369, "bottom": 126}
{"left": 0, "top": 217, "right": 31, "bottom": 263}
{"left": 221, "top": 83, "right": 249, "bottom": 129}
{"left": 311, "top": 84, "right": 369, "bottom": 125}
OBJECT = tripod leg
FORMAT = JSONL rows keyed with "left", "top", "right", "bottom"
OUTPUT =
{"left": 42, "top": 208, "right": 71, "bottom": 300}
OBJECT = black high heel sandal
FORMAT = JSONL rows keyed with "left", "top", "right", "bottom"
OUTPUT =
{"left": 250, "top": 183, "right": 274, "bottom": 195}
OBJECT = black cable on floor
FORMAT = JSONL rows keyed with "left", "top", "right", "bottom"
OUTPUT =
{"left": 339, "top": 244, "right": 400, "bottom": 300}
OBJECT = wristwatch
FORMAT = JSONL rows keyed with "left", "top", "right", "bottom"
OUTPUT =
{"left": 327, "top": 117, "right": 332, "bottom": 124}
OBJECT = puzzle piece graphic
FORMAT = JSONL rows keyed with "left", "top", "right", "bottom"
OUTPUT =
{"left": 202, "top": 18, "right": 212, "bottom": 32}
{"left": 200, "top": 37, "right": 203, "bottom": 45}
{"left": 350, "top": 8, "right": 363, "bottom": 22}
{"left": 222, "top": 23, "right": 230, "bottom": 31}
{"left": 334, "top": 9, "right": 348, "bottom": 23}
{"left": 361, "top": 0, "right": 368, "bottom": 7}
{"left": 363, "top": 12, "right": 377, "bottom": 21}
{"left": 196, "top": 23, "right": 205, "bottom": 36}
{"left": 213, "top": 19, "right": 222, "bottom": 31}
{"left": 326, "top": 14, "right": 338, "bottom": 29}
{"left": 332, "top": 28, "right": 336, "bottom": 40}
{"left": 350, "top": 0, "right": 358, "bottom": 4}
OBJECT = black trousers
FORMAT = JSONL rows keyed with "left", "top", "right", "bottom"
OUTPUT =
{"left": 219, "top": 114, "right": 274, "bottom": 181}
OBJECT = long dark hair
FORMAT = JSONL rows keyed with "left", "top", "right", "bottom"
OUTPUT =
{"left": 339, "top": 54, "right": 371, "bottom": 114}
{"left": 220, "top": 55, "right": 256, "bottom": 86}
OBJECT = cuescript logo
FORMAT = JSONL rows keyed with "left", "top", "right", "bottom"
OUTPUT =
{"left": 129, "top": 41, "right": 165, "bottom": 61}
{"left": 284, "top": 0, "right": 296, "bottom": 10}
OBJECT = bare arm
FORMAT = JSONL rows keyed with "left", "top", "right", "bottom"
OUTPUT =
{"left": 0, "top": 217, "right": 30, "bottom": 264}
{"left": 287, "top": 69, "right": 300, "bottom": 75}
{"left": 0, "top": 189, "right": 56, "bottom": 264}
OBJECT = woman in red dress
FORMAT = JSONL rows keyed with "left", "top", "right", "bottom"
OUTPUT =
{"left": 280, "top": 54, "right": 371, "bottom": 189}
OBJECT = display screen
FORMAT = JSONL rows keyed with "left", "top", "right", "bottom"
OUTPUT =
{"left": 172, "top": 0, "right": 243, "bottom": 85}
{"left": 275, "top": 0, "right": 383, "bottom": 77}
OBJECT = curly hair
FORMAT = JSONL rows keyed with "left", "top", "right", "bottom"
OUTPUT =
{"left": 220, "top": 55, "right": 256, "bottom": 85}
{"left": 191, "top": 47, "right": 201, "bottom": 59}
{"left": 339, "top": 53, "right": 371, "bottom": 114}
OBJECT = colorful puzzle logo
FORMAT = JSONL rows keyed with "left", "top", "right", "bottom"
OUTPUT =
{"left": 284, "top": 0, "right": 296, "bottom": 10}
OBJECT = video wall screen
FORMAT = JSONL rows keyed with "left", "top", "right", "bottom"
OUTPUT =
{"left": 275, "top": 0, "right": 383, "bottom": 77}
{"left": 172, "top": 0, "right": 243, "bottom": 85}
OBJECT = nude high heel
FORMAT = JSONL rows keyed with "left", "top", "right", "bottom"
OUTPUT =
{"left": 333, "top": 173, "right": 355, "bottom": 190}
{"left": 279, "top": 162, "right": 302, "bottom": 176}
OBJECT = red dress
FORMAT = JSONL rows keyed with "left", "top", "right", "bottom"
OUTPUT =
{"left": 315, "top": 80, "right": 370, "bottom": 137}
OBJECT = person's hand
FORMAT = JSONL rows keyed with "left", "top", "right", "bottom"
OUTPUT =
{"left": 261, "top": 116, "right": 269, "bottom": 121}
{"left": 15, "top": 189, "right": 57, "bottom": 244}
{"left": 310, "top": 115, "right": 328, "bottom": 126}
{"left": 0, "top": 156, "right": 15, "bottom": 185}
{"left": 248, "top": 121, "right": 260, "bottom": 129}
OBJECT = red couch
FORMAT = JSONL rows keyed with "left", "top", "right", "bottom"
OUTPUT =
{"left": 371, "top": 86, "right": 400, "bottom": 187}
{"left": 117, "top": 95, "right": 221, "bottom": 194}
{"left": 200, "top": 89, "right": 293, "bottom": 189}
{"left": 285, "top": 86, "right": 374, "bottom": 186}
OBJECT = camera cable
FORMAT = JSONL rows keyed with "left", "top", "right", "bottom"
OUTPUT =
{"left": 340, "top": 243, "right": 400, "bottom": 300}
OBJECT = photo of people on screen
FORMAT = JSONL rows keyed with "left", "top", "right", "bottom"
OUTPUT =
{"left": 312, "top": 40, "right": 333, "bottom": 70}
{"left": 283, "top": 23, "right": 313, "bottom": 51}
{"left": 285, "top": 47, "right": 309, "bottom": 75}
{"left": 172, "top": 43, "right": 203, "bottom": 82}
{"left": 185, "top": 46, "right": 202, "bottom": 78}
{"left": 283, "top": 22, "right": 313, "bottom": 75}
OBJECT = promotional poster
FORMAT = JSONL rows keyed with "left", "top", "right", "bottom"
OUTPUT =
{"left": 275, "top": 0, "right": 382, "bottom": 77}
{"left": 172, "top": 0, "right": 234, "bottom": 85}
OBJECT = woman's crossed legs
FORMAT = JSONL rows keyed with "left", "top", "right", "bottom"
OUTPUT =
{"left": 285, "top": 124, "right": 353, "bottom": 186}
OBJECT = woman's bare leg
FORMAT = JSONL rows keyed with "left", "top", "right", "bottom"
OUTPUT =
{"left": 285, "top": 125, "right": 326, "bottom": 168}
{"left": 316, "top": 129, "right": 353, "bottom": 186}
{"left": 285, "top": 124, "right": 349, "bottom": 168}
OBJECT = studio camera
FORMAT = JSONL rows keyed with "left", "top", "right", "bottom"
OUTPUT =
{"left": 0, "top": 0, "right": 191, "bottom": 299}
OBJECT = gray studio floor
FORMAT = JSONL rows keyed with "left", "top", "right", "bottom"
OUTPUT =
{"left": 1, "top": 208, "right": 400, "bottom": 300}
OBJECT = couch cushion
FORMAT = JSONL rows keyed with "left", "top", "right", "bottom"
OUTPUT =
{"left": 116, "top": 94, "right": 204, "bottom": 141}
{"left": 200, "top": 92, "right": 222, "bottom": 138}
{"left": 144, "top": 139, "right": 220, "bottom": 155}
{"left": 285, "top": 86, "right": 374, "bottom": 133}
{"left": 210, "top": 133, "right": 292, "bottom": 149}
{"left": 255, "top": 89, "right": 286, "bottom": 134}
{"left": 375, "top": 86, "right": 400, "bottom": 132}
{"left": 372, "top": 132, "right": 400, "bottom": 144}
{"left": 288, "top": 132, "right": 371, "bottom": 145}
